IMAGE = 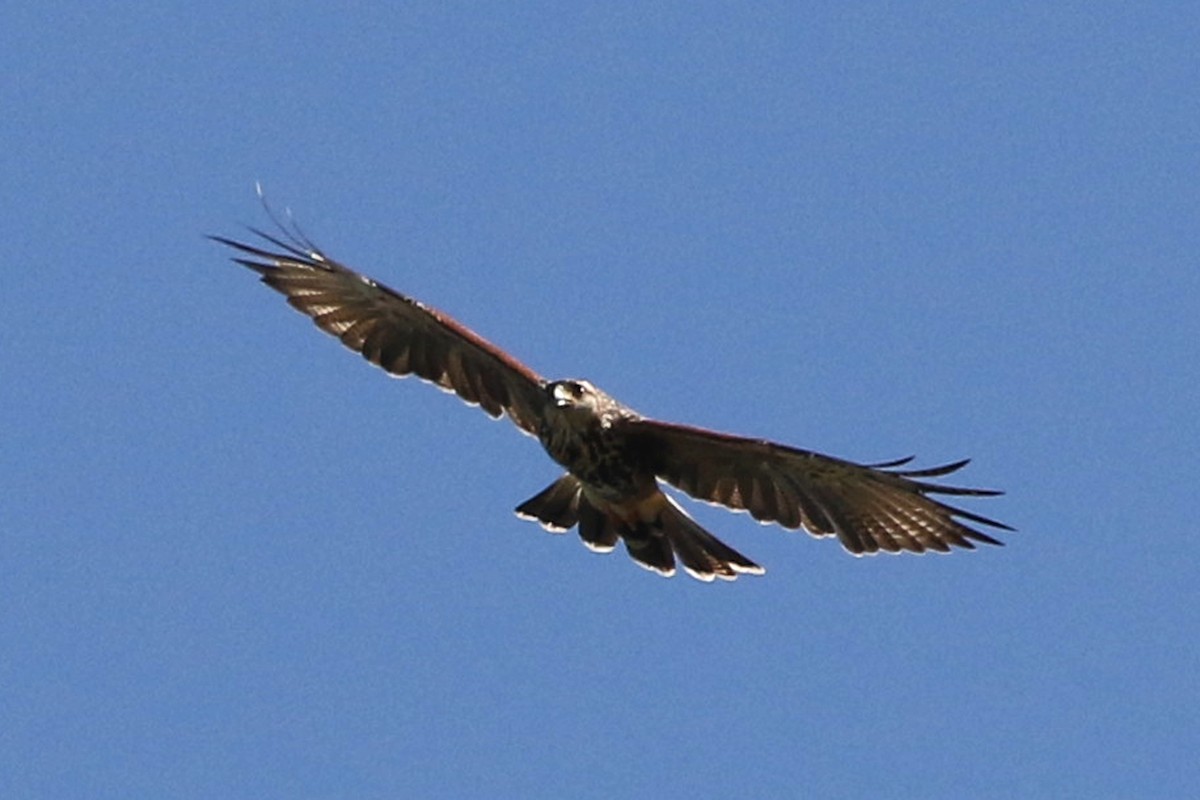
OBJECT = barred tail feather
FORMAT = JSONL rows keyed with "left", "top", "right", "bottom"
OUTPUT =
{"left": 659, "top": 495, "right": 764, "bottom": 581}
{"left": 617, "top": 517, "right": 676, "bottom": 576}
{"left": 514, "top": 474, "right": 581, "bottom": 532}
{"left": 516, "top": 480, "right": 764, "bottom": 582}
{"left": 577, "top": 497, "right": 621, "bottom": 553}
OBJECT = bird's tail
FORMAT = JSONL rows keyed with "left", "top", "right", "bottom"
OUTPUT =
{"left": 516, "top": 475, "right": 764, "bottom": 582}
{"left": 650, "top": 494, "right": 764, "bottom": 581}
{"left": 514, "top": 474, "right": 582, "bottom": 532}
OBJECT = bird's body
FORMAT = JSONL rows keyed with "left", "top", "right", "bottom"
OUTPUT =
{"left": 521, "top": 379, "right": 764, "bottom": 578}
{"left": 213, "top": 207, "right": 1011, "bottom": 581}
{"left": 537, "top": 381, "right": 646, "bottom": 499}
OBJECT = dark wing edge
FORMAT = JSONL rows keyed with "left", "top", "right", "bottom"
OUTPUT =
{"left": 210, "top": 223, "right": 548, "bottom": 436}
{"left": 629, "top": 419, "right": 1013, "bottom": 556}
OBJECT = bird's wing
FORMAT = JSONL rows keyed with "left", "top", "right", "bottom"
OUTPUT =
{"left": 629, "top": 420, "right": 1011, "bottom": 554}
{"left": 211, "top": 226, "right": 548, "bottom": 436}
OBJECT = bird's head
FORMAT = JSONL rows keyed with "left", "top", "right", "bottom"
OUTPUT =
{"left": 545, "top": 379, "right": 636, "bottom": 429}
{"left": 548, "top": 379, "right": 601, "bottom": 411}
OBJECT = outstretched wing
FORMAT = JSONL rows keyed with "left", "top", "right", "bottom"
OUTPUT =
{"left": 211, "top": 225, "right": 548, "bottom": 436}
{"left": 630, "top": 420, "right": 1011, "bottom": 554}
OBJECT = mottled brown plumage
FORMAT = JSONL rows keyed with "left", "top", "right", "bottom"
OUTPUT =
{"left": 212, "top": 208, "right": 1011, "bottom": 582}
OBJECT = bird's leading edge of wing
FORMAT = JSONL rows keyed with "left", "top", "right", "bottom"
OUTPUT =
{"left": 210, "top": 226, "right": 548, "bottom": 435}
{"left": 629, "top": 419, "right": 1012, "bottom": 555}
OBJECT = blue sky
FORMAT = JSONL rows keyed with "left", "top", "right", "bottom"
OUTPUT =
{"left": 3, "top": 3, "right": 1197, "bottom": 797}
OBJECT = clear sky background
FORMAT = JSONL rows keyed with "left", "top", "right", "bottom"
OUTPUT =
{"left": 3, "top": 3, "right": 1197, "bottom": 798}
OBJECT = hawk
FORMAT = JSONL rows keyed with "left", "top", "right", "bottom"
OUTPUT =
{"left": 212, "top": 209, "right": 1010, "bottom": 582}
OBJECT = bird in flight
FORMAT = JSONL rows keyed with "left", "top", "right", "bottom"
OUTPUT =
{"left": 212, "top": 202, "right": 1010, "bottom": 582}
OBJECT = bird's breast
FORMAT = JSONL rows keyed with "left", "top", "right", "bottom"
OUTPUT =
{"left": 538, "top": 418, "right": 646, "bottom": 501}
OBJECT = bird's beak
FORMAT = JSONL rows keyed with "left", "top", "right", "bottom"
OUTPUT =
{"left": 552, "top": 384, "right": 570, "bottom": 408}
